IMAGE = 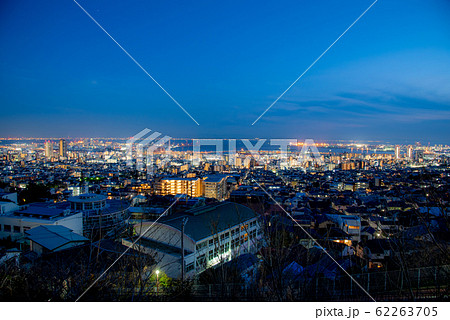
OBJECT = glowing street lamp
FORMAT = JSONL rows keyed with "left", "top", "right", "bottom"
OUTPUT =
{"left": 155, "top": 270, "right": 160, "bottom": 294}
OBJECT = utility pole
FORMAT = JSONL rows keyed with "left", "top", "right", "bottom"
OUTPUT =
{"left": 181, "top": 217, "right": 189, "bottom": 281}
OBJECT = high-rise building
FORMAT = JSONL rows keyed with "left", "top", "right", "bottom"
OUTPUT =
{"left": 395, "top": 145, "right": 401, "bottom": 160}
{"left": 59, "top": 139, "right": 67, "bottom": 158}
{"left": 415, "top": 150, "right": 424, "bottom": 162}
{"left": 407, "top": 146, "right": 413, "bottom": 160}
{"left": 44, "top": 141, "right": 53, "bottom": 159}
{"left": 235, "top": 157, "right": 243, "bottom": 168}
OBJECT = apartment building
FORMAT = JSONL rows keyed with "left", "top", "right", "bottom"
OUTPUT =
{"left": 155, "top": 177, "right": 204, "bottom": 197}
{"left": 203, "top": 175, "right": 228, "bottom": 201}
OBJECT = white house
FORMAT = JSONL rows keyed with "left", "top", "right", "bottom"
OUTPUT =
{"left": 0, "top": 202, "right": 83, "bottom": 240}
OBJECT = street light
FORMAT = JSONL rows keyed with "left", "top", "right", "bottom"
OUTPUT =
{"left": 155, "top": 270, "right": 160, "bottom": 294}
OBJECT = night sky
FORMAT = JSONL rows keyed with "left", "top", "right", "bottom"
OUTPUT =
{"left": 1, "top": 0, "right": 449, "bottom": 143}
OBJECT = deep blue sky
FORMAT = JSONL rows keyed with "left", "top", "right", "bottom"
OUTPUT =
{"left": 1, "top": 0, "right": 449, "bottom": 143}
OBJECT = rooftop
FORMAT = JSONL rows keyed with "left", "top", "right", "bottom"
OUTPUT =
{"left": 25, "top": 225, "right": 88, "bottom": 251}
{"left": 204, "top": 175, "right": 228, "bottom": 183}
{"left": 156, "top": 202, "right": 258, "bottom": 242}
{"left": 68, "top": 193, "right": 107, "bottom": 203}
{"left": 14, "top": 205, "right": 69, "bottom": 220}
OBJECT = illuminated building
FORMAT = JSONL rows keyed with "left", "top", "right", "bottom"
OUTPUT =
{"left": 415, "top": 150, "right": 424, "bottom": 162}
{"left": 341, "top": 162, "right": 355, "bottom": 170}
{"left": 395, "top": 145, "right": 401, "bottom": 160}
{"left": 68, "top": 185, "right": 88, "bottom": 196}
{"left": 123, "top": 202, "right": 261, "bottom": 279}
{"left": 235, "top": 157, "right": 243, "bottom": 168}
{"left": 44, "top": 141, "right": 53, "bottom": 159}
{"left": 407, "top": 146, "right": 413, "bottom": 159}
{"left": 204, "top": 175, "right": 228, "bottom": 200}
{"left": 68, "top": 193, "right": 130, "bottom": 239}
{"left": 156, "top": 177, "right": 204, "bottom": 197}
{"left": 326, "top": 214, "right": 361, "bottom": 241}
{"left": 59, "top": 139, "right": 67, "bottom": 158}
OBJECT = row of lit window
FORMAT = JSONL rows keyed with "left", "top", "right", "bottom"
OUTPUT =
{"left": 208, "top": 242, "right": 230, "bottom": 260}
{"left": 195, "top": 219, "right": 259, "bottom": 252}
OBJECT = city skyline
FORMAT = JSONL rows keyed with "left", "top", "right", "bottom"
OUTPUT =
{"left": 1, "top": 0, "right": 450, "bottom": 307}
{"left": 0, "top": 137, "right": 447, "bottom": 147}
{"left": 1, "top": 0, "right": 450, "bottom": 142}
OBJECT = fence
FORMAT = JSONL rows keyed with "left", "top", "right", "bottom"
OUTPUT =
{"left": 189, "top": 265, "right": 450, "bottom": 301}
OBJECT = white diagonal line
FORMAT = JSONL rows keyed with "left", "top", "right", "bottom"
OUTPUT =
{"left": 75, "top": 196, "right": 180, "bottom": 302}
{"left": 130, "top": 128, "right": 151, "bottom": 143}
{"left": 252, "top": 0, "right": 379, "bottom": 125}
{"left": 154, "top": 135, "right": 171, "bottom": 147}
{"left": 126, "top": 128, "right": 150, "bottom": 165}
{"left": 252, "top": 179, "right": 377, "bottom": 302}
{"left": 140, "top": 131, "right": 162, "bottom": 147}
{"left": 72, "top": 0, "right": 200, "bottom": 126}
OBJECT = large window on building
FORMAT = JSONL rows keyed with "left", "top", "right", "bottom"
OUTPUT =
{"left": 196, "top": 241, "right": 207, "bottom": 251}
{"left": 196, "top": 254, "right": 206, "bottom": 270}
{"left": 231, "top": 238, "right": 237, "bottom": 249}
{"left": 185, "top": 262, "right": 194, "bottom": 273}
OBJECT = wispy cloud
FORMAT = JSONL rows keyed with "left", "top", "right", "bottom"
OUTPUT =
{"left": 271, "top": 86, "right": 450, "bottom": 124}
